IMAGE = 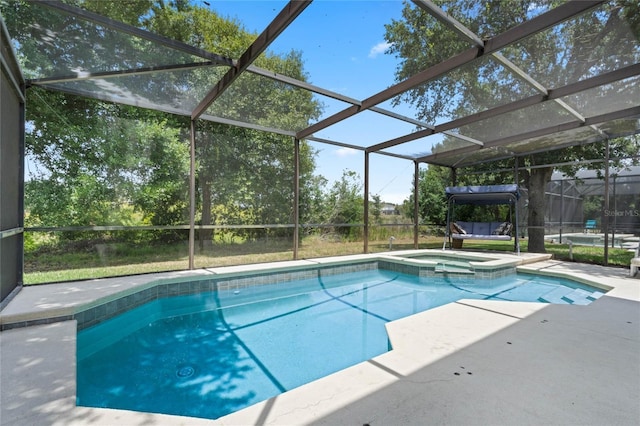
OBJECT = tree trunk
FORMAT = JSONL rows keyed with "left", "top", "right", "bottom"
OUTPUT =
{"left": 526, "top": 167, "right": 553, "bottom": 253}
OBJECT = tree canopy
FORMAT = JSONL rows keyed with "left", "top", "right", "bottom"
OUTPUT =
{"left": 9, "top": 0, "right": 381, "bottom": 251}
{"left": 386, "top": 0, "right": 639, "bottom": 252}
{"left": 11, "top": 0, "right": 324, "bottom": 244}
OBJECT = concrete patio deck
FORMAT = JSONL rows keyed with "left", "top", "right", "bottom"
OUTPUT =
{"left": 1, "top": 257, "right": 639, "bottom": 425}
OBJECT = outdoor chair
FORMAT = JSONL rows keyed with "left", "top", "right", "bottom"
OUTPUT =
{"left": 584, "top": 220, "right": 597, "bottom": 233}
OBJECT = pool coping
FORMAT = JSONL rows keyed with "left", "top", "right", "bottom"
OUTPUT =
{"left": 0, "top": 250, "right": 546, "bottom": 331}
{"left": 2, "top": 251, "right": 639, "bottom": 425}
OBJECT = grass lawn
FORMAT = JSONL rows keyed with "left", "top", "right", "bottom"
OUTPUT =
{"left": 23, "top": 235, "right": 635, "bottom": 285}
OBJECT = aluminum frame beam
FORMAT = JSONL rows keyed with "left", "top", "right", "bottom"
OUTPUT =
{"left": 419, "top": 0, "right": 604, "bottom": 132}
{"left": 247, "top": 65, "right": 433, "bottom": 129}
{"left": 297, "top": 46, "right": 481, "bottom": 140}
{"left": 199, "top": 114, "right": 297, "bottom": 137}
{"left": 370, "top": 63, "right": 640, "bottom": 155}
{"left": 191, "top": 0, "right": 311, "bottom": 120}
{"left": 37, "top": 1, "right": 235, "bottom": 68}
{"left": 29, "top": 57, "right": 435, "bottom": 137}
{"left": 36, "top": 83, "right": 194, "bottom": 117}
{"left": 418, "top": 105, "right": 640, "bottom": 165}
{"left": 27, "top": 61, "right": 223, "bottom": 86}
{"left": 296, "top": 0, "right": 603, "bottom": 141}
{"left": 369, "top": 0, "right": 607, "bottom": 154}
{"left": 304, "top": 136, "right": 416, "bottom": 162}
{"left": 18, "top": 0, "right": 636, "bottom": 172}
{"left": 0, "top": 15, "right": 25, "bottom": 102}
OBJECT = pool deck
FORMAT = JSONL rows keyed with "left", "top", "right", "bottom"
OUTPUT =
{"left": 546, "top": 232, "right": 639, "bottom": 250}
{"left": 1, "top": 252, "right": 639, "bottom": 425}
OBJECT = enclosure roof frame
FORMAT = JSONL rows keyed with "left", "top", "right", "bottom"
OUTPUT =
{"left": 3, "top": 0, "right": 639, "bottom": 169}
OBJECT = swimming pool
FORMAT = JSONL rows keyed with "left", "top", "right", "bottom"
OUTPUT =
{"left": 76, "top": 268, "right": 603, "bottom": 420}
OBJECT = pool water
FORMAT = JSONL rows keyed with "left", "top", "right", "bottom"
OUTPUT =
{"left": 76, "top": 269, "right": 603, "bottom": 420}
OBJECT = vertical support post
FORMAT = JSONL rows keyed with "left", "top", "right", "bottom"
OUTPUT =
{"left": 514, "top": 194, "right": 520, "bottom": 255}
{"left": 443, "top": 197, "right": 451, "bottom": 250}
{"left": 293, "top": 138, "right": 300, "bottom": 260}
{"left": 603, "top": 139, "right": 610, "bottom": 265}
{"left": 1, "top": 22, "right": 26, "bottom": 304}
{"left": 451, "top": 166, "right": 457, "bottom": 186}
{"left": 559, "top": 179, "right": 564, "bottom": 244}
{"left": 18, "top": 92, "right": 25, "bottom": 286}
{"left": 189, "top": 120, "right": 196, "bottom": 270}
{"left": 364, "top": 152, "right": 369, "bottom": 253}
{"left": 514, "top": 156, "right": 520, "bottom": 252}
{"left": 16, "top": 91, "right": 27, "bottom": 287}
{"left": 612, "top": 174, "right": 616, "bottom": 248}
{"left": 413, "top": 161, "right": 419, "bottom": 249}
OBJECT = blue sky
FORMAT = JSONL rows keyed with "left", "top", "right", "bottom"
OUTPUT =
{"left": 208, "top": 0, "right": 422, "bottom": 204}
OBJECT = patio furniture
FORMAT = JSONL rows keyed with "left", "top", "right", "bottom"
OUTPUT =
{"left": 444, "top": 185, "right": 520, "bottom": 254}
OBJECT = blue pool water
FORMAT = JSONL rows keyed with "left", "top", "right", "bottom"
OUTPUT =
{"left": 77, "top": 269, "right": 603, "bottom": 420}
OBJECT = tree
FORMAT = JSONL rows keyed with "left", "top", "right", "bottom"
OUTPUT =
{"left": 371, "top": 194, "right": 382, "bottom": 224}
{"left": 130, "top": 120, "right": 190, "bottom": 228}
{"left": 325, "top": 170, "right": 365, "bottom": 240}
{"left": 7, "top": 0, "right": 193, "bottom": 237}
{"left": 23, "top": 88, "right": 191, "bottom": 247}
{"left": 10, "top": 0, "right": 324, "bottom": 249}
{"left": 404, "top": 165, "right": 449, "bottom": 225}
{"left": 385, "top": 0, "right": 639, "bottom": 252}
{"left": 147, "top": 1, "right": 323, "bottom": 247}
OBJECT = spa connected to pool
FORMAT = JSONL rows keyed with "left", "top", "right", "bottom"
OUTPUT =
{"left": 71, "top": 251, "right": 605, "bottom": 420}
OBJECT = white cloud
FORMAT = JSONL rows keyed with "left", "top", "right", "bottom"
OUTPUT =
{"left": 336, "top": 147, "right": 358, "bottom": 157}
{"left": 368, "top": 41, "right": 391, "bottom": 58}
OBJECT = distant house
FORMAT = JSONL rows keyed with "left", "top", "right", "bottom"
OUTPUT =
{"left": 381, "top": 203, "right": 399, "bottom": 215}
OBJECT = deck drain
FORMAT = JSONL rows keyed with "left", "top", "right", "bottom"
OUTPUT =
{"left": 176, "top": 365, "right": 195, "bottom": 378}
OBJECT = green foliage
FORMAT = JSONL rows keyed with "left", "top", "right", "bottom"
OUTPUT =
{"left": 23, "top": 235, "right": 635, "bottom": 284}
{"left": 14, "top": 0, "right": 324, "bottom": 253}
{"left": 324, "top": 170, "right": 365, "bottom": 240}
{"left": 130, "top": 120, "right": 190, "bottom": 227}
{"left": 371, "top": 194, "right": 382, "bottom": 223}
{"left": 583, "top": 195, "right": 603, "bottom": 226}
{"left": 386, "top": 1, "right": 640, "bottom": 252}
{"left": 300, "top": 174, "right": 329, "bottom": 227}
{"left": 405, "top": 165, "right": 449, "bottom": 225}
{"left": 82, "top": 0, "right": 155, "bottom": 27}
{"left": 23, "top": 90, "right": 190, "bottom": 238}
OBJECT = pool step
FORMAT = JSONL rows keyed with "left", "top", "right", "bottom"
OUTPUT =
{"left": 538, "top": 287, "right": 574, "bottom": 304}
{"left": 435, "top": 267, "right": 474, "bottom": 275}
{"left": 539, "top": 287, "right": 599, "bottom": 305}
{"left": 561, "top": 289, "right": 593, "bottom": 305}
{"left": 588, "top": 291, "right": 604, "bottom": 301}
{"left": 435, "top": 263, "right": 473, "bottom": 274}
